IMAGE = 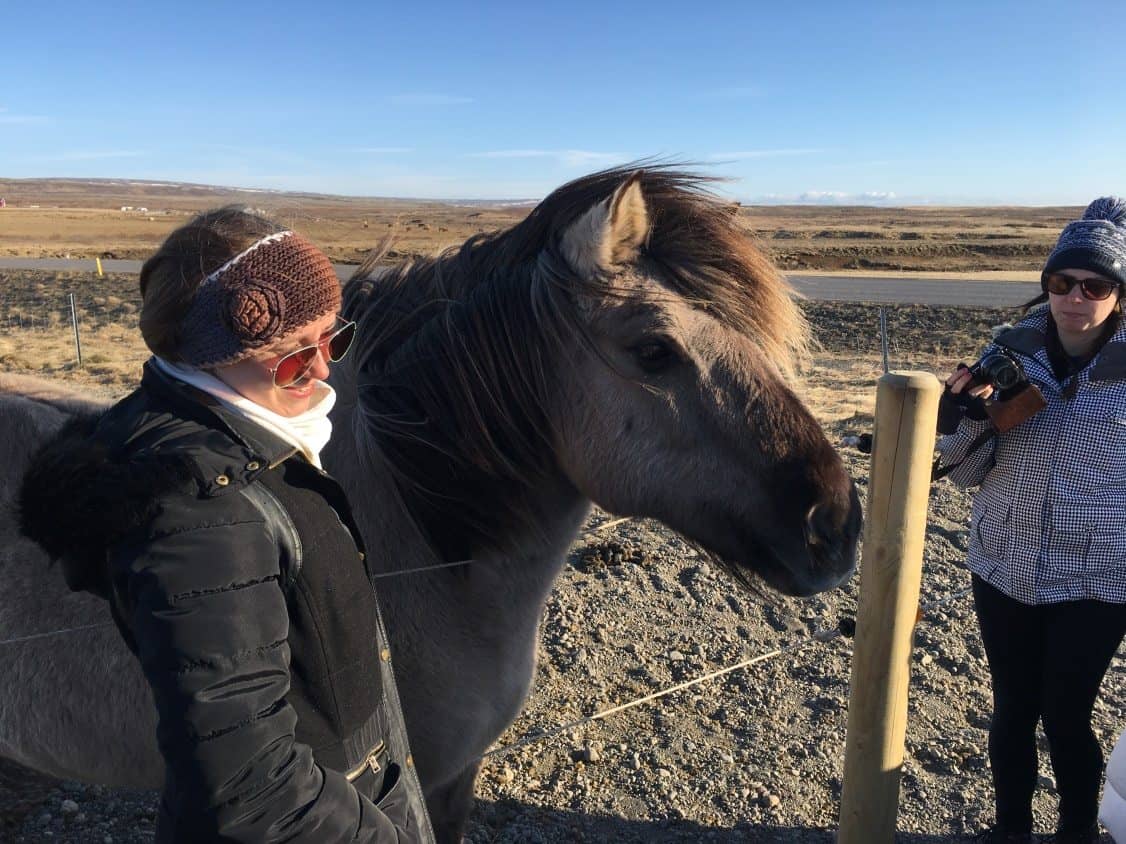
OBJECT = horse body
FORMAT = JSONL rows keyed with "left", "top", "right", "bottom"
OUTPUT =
{"left": 0, "top": 167, "right": 861, "bottom": 841}
{"left": 0, "top": 383, "right": 162, "bottom": 786}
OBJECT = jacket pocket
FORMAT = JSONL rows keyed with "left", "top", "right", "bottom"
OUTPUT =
{"left": 1050, "top": 504, "right": 1126, "bottom": 577}
{"left": 349, "top": 763, "right": 385, "bottom": 808}
{"left": 368, "top": 762, "right": 411, "bottom": 834}
{"left": 375, "top": 762, "right": 402, "bottom": 806}
{"left": 972, "top": 500, "right": 1010, "bottom": 562}
{"left": 1071, "top": 409, "right": 1126, "bottom": 487}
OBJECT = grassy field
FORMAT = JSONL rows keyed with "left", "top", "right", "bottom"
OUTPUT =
{"left": 0, "top": 177, "right": 1076, "bottom": 273}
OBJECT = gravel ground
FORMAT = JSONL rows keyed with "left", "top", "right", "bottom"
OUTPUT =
{"left": 3, "top": 302, "right": 1122, "bottom": 843}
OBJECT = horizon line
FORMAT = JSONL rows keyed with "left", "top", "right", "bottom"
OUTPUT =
{"left": 0, "top": 175, "right": 1087, "bottom": 209}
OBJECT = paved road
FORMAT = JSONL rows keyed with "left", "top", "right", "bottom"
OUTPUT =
{"left": 0, "top": 258, "right": 1040, "bottom": 307}
{"left": 788, "top": 274, "right": 1037, "bottom": 307}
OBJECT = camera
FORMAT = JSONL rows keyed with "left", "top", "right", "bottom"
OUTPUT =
{"left": 965, "top": 348, "right": 1046, "bottom": 432}
{"left": 968, "top": 349, "right": 1026, "bottom": 397}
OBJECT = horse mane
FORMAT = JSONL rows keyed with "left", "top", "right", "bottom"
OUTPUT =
{"left": 340, "top": 164, "right": 810, "bottom": 558}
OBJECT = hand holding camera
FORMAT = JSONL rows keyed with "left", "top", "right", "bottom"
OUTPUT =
{"left": 937, "top": 365, "right": 992, "bottom": 433}
{"left": 941, "top": 349, "right": 1046, "bottom": 433}
{"left": 947, "top": 365, "right": 994, "bottom": 401}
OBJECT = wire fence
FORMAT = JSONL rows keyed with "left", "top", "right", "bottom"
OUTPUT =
{"left": 0, "top": 292, "right": 138, "bottom": 335}
{"left": 0, "top": 273, "right": 145, "bottom": 375}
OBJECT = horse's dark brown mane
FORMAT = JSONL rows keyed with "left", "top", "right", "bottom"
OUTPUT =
{"left": 341, "top": 164, "right": 808, "bottom": 558}
{"left": 348, "top": 165, "right": 807, "bottom": 370}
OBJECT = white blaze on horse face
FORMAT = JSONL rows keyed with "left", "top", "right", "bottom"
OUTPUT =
{"left": 560, "top": 174, "right": 650, "bottom": 277}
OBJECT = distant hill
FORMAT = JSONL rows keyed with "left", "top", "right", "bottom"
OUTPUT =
{"left": 0, "top": 177, "right": 534, "bottom": 211}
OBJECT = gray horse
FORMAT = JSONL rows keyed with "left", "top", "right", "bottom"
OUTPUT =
{"left": 0, "top": 167, "right": 861, "bottom": 842}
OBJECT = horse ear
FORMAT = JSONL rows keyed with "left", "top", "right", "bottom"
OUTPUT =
{"left": 560, "top": 172, "right": 650, "bottom": 276}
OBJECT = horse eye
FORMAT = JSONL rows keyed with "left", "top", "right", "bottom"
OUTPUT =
{"left": 632, "top": 340, "right": 677, "bottom": 373}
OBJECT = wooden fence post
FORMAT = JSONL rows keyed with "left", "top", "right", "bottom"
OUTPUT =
{"left": 838, "top": 370, "right": 940, "bottom": 843}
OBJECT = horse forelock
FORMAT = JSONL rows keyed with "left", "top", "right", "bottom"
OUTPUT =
{"left": 348, "top": 163, "right": 807, "bottom": 365}
{"left": 339, "top": 164, "right": 809, "bottom": 555}
{"left": 516, "top": 164, "right": 810, "bottom": 376}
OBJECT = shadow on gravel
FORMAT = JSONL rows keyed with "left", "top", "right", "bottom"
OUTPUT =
{"left": 0, "top": 757, "right": 59, "bottom": 837}
{"left": 470, "top": 797, "right": 964, "bottom": 842}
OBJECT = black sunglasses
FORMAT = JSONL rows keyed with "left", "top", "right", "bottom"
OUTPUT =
{"left": 1041, "top": 272, "right": 1121, "bottom": 302}
{"left": 268, "top": 317, "right": 357, "bottom": 387}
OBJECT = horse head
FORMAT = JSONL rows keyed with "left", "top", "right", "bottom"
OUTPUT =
{"left": 345, "top": 166, "right": 859, "bottom": 598}
{"left": 543, "top": 171, "right": 861, "bottom": 597}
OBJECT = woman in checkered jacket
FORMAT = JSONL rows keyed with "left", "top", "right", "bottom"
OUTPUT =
{"left": 937, "top": 197, "right": 1126, "bottom": 844}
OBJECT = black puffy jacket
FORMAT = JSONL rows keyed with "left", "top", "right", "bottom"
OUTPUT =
{"left": 19, "top": 362, "right": 435, "bottom": 843}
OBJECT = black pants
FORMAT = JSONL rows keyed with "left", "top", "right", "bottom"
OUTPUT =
{"left": 973, "top": 575, "right": 1126, "bottom": 833}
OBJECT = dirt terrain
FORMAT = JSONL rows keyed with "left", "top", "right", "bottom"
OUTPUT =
{"left": 1, "top": 271, "right": 1121, "bottom": 842}
{"left": 0, "top": 177, "right": 1076, "bottom": 273}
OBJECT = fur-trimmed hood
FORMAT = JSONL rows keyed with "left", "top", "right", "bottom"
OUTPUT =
{"left": 18, "top": 412, "right": 196, "bottom": 597}
{"left": 18, "top": 361, "right": 297, "bottom": 597}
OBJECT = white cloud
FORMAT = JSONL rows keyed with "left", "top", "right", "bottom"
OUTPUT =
{"left": 389, "top": 93, "right": 473, "bottom": 106}
{"left": 800, "top": 191, "right": 850, "bottom": 202}
{"left": 750, "top": 190, "right": 908, "bottom": 205}
{"left": 708, "top": 148, "right": 821, "bottom": 161}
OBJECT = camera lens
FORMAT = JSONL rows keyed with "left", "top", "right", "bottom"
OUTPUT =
{"left": 981, "top": 354, "right": 1021, "bottom": 391}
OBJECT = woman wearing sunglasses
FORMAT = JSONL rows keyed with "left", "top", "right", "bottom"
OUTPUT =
{"left": 936, "top": 197, "right": 1126, "bottom": 844}
{"left": 19, "top": 207, "right": 435, "bottom": 843}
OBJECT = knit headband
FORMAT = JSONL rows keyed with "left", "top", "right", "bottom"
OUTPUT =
{"left": 176, "top": 230, "right": 342, "bottom": 367}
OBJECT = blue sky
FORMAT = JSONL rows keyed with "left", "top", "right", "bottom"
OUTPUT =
{"left": 2, "top": 1, "right": 1123, "bottom": 204}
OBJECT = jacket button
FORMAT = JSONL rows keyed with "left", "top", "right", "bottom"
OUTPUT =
{"left": 358, "top": 551, "right": 366, "bottom": 561}
{"left": 406, "top": 754, "right": 414, "bottom": 768}
{"left": 380, "top": 648, "right": 391, "bottom": 662}
{"left": 246, "top": 461, "right": 260, "bottom": 471}
{"left": 215, "top": 475, "right": 230, "bottom": 486}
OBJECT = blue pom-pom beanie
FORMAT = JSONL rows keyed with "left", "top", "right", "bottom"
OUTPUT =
{"left": 1043, "top": 196, "right": 1126, "bottom": 289}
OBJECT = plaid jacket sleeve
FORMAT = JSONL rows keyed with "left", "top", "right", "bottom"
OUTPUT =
{"left": 935, "top": 414, "right": 996, "bottom": 488}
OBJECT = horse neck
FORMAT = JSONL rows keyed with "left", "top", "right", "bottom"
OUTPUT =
{"left": 325, "top": 377, "right": 590, "bottom": 624}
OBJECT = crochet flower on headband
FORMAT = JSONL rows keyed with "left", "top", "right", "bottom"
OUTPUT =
{"left": 176, "top": 230, "right": 342, "bottom": 367}
{"left": 227, "top": 282, "right": 286, "bottom": 343}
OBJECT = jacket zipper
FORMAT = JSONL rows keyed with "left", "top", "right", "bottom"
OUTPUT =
{"left": 344, "top": 740, "right": 386, "bottom": 782}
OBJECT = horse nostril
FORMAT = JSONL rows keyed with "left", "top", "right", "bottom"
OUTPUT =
{"left": 805, "top": 503, "right": 836, "bottom": 547}
{"left": 806, "top": 494, "right": 859, "bottom": 548}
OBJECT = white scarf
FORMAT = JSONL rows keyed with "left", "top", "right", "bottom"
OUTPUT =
{"left": 153, "top": 357, "right": 336, "bottom": 469}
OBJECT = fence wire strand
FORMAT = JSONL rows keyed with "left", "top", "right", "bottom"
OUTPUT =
{"left": 480, "top": 581, "right": 975, "bottom": 762}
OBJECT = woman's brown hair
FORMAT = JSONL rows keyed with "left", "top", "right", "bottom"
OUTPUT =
{"left": 138, "top": 206, "right": 285, "bottom": 360}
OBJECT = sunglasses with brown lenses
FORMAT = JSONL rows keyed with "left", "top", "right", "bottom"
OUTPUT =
{"left": 268, "top": 317, "right": 357, "bottom": 387}
{"left": 1041, "top": 272, "right": 1121, "bottom": 301}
